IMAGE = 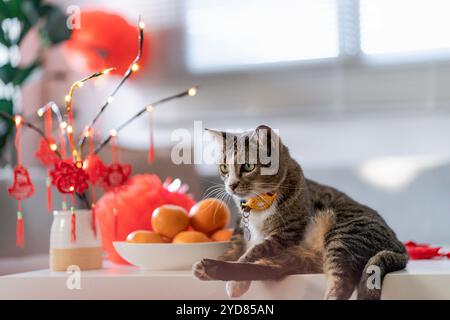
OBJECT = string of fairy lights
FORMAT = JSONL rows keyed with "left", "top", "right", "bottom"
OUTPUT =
{"left": 0, "top": 17, "right": 198, "bottom": 165}
{"left": 0, "top": 17, "right": 200, "bottom": 249}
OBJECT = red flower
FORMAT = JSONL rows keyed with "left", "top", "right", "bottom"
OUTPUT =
{"left": 8, "top": 165, "right": 35, "bottom": 200}
{"left": 101, "top": 163, "right": 132, "bottom": 190}
{"left": 35, "top": 138, "right": 58, "bottom": 167}
{"left": 83, "top": 154, "right": 106, "bottom": 185}
{"left": 50, "top": 160, "right": 89, "bottom": 194}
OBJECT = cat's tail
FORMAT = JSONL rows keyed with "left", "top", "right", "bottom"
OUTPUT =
{"left": 357, "top": 250, "right": 409, "bottom": 300}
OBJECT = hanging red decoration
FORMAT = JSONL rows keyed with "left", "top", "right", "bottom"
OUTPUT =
{"left": 64, "top": 11, "right": 150, "bottom": 75}
{"left": 8, "top": 116, "right": 34, "bottom": 248}
{"left": 8, "top": 165, "right": 35, "bottom": 200}
{"left": 147, "top": 107, "right": 155, "bottom": 164}
{"left": 50, "top": 160, "right": 89, "bottom": 194}
{"left": 101, "top": 163, "right": 132, "bottom": 191}
{"left": 35, "top": 138, "right": 58, "bottom": 167}
{"left": 83, "top": 154, "right": 106, "bottom": 185}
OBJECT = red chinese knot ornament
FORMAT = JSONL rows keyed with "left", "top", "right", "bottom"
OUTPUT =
{"left": 101, "top": 163, "right": 132, "bottom": 190}
{"left": 50, "top": 160, "right": 89, "bottom": 194}
{"left": 83, "top": 154, "right": 106, "bottom": 185}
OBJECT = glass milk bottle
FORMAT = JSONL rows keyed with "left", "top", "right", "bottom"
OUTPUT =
{"left": 50, "top": 209, "right": 102, "bottom": 271}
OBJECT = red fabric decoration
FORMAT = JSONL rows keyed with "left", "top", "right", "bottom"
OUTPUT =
{"left": 148, "top": 110, "right": 154, "bottom": 164}
{"left": 83, "top": 154, "right": 106, "bottom": 185}
{"left": 35, "top": 138, "right": 58, "bottom": 167}
{"left": 46, "top": 177, "right": 53, "bottom": 212}
{"left": 16, "top": 214, "right": 24, "bottom": 248}
{"left": 64, "top": 11, "right": 150, "bottom": 75}
{"left": 404, "top": 241, "right": 446, "bottom": 260}
{"left": 8, "top": 165, "right": 35, "bottom": 200}
{"left": 50, "top": 160, "right": 89, "bottom": 194}
{"left": 101, "top": 163, "right": 132, "bottom": 191}
{"left": 96, "top": 174, "right": 196, "bottom": 264}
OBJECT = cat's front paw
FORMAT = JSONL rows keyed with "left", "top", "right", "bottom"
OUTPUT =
{"left": 192, "top": 260, "right": 214, "bottom": 280}
{"left": 226, "top": 281, "right": 251, "bottom": 298}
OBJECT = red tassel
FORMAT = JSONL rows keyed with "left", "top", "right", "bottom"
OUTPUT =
{"left": 16, "top": 211, "right": 24, "bottom": 248}
{"left": 46, "top": 176, "right": 53, "bottom": 213}
{"left": 111, "top": 135, "right": 117, "bottom": 164}
{"left": 59, "top": 126, "right": 66, "bottom": 160}
{"left": 15, "top": 117, "right": 22, "bottom": 165}
{"left": 71, "top": 194, "right": 76, "bottom": 243}
{"left": 113, "top": 207, "right": 118, "bottom": 240}
{"left": 44, "top": 108, "right": 52, "bottom": 137}
{"left": 148, "top": 110, "right": 154, "bottom": 164}
{"left": 91, "top": 204, "right": 97, "bottom": 237}
{"left": 71, "top": 208, "right": 76, "bottom": 242}
{"left": 88, "top": 128, "right": 94, "bottom": 154}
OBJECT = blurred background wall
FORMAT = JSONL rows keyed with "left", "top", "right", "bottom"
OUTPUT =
{"left": 1, "top": 0, "right": 449, "bottom": 268}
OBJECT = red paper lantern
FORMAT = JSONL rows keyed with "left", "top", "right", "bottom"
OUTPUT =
{"left": 64, "top": 10, "right": 150, "bottom": 75}
{"left": 96, "top": 174, "right": 196, "bottom": 264}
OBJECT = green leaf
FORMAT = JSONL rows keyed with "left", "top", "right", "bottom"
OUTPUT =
{"left": 21, "top": 0, "right": 40, "bottom": 26}
{"left": 0, "top": 99, "right": 14, "bottom": 156}
{"left": 3, "top": 0, "right": 25, "bottom": 20}
{"left": 41, "top": 6, "right": 71, "bottom": 44}
{"left": 0, "top": 65, "right": 15, "bottom": 84}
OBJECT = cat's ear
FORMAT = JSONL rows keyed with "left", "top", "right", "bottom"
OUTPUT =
{"left": 255, "top": 125, "right": 281, "bottom": 175}
{"left": 204, "top": 128, "right": 226, "bottom": 139}
{"left": 255, "top": 125, "right": 280, "bottom": 145}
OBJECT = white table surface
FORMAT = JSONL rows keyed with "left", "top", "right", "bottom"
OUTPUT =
{"left": 1, "top": 259, "right": 450, "bottom": 299}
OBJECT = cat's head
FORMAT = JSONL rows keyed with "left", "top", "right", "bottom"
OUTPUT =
{"left": 205, "top": 125, "right": 289, "bottom": 199}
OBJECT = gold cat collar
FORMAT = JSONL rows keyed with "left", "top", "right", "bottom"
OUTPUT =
{"left": 240, "top": 193, "right": 277, "bottom": 211}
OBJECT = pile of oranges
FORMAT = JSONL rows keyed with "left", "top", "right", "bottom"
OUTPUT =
{"left": 126, "top": 198, "right": 233, "bottom": 244}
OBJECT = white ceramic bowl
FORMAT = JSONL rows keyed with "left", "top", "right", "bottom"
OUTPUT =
{"left": 113, "top": 241, "right": 230, "bottom": 271}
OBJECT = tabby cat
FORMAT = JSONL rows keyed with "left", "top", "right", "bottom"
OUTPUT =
{"left": 192, "top": 125, "right": 408, "bottom": 300}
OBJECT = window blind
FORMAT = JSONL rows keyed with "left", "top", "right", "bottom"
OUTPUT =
{"left": 185, "top": 0, "right": 340, "bottom": 72}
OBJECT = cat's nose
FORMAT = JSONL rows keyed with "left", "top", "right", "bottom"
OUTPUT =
{"left": 229, "top": 181, "right": 240, "bottom": 191}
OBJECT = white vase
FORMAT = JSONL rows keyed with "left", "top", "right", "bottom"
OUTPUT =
{"left": 50, "top": 209, "right": 103, "bottom": 271}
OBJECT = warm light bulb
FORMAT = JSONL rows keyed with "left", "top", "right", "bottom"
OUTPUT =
{"left": 107, "top": 96, "right": 114, "bottom": 104}
{"left": 69, "top": 186, "right": 75, "bottom": 192}
{"left": 60, "top": 121, "right": 68, "bottom": 129}
{"left": 131, "top": 63, "right": 139, "bottom": 72}
{"left": 188, "top": 87, "right": 197, "bottom": 96}
{"left": 14, "top": 115, "right": 22, "bottom": 126}
{"left": 139, "top": 21, "right": 145, "bottom": 29}
{"left": 66, "top": 125, "right": 73, "bottom": 134}
{"left": 64, "top": 95, "right": 71, "bottom": 102}
{"left": 76, "top": 81, "right": 84, "bottom": 88}
{"left": 37, "top": 109, "right": 44, "bottom": 117}
{"left": 84, "top": 127, "right": 90, "bottom": 137}
{"left": 146, "top": 105, "right": 153, "bottom": 112}
{"left": 110, "top": 129, "right": 118, "bottom": 137}
{"left": 102, "top": 68, "right": 114, "bottom": 74}
{"left": 50, "top": 144, "right": 57, "bottom": 151}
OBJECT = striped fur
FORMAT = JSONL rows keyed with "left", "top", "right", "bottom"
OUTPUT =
{"left": 193, "top": 126, "right": 408, "bottom": 300}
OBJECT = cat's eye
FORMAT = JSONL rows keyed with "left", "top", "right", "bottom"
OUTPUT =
{"left": 219, "top": 164, "right": 229, "bottom": 174}
{"left": 242, "top": 163, "right": 255, "bottom": 172}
